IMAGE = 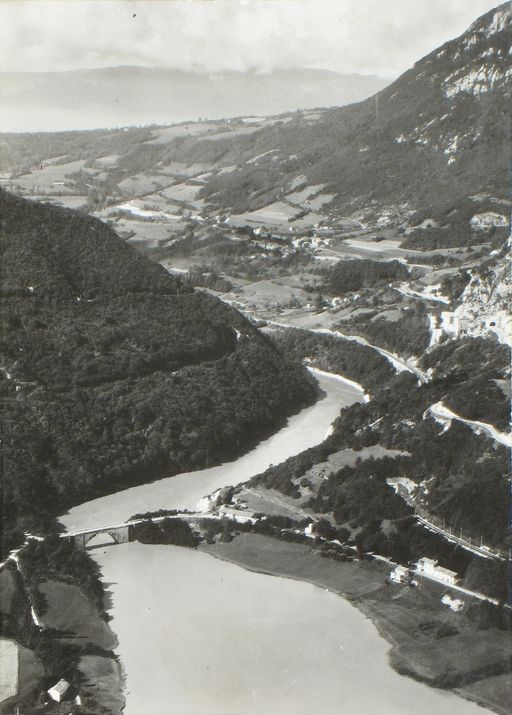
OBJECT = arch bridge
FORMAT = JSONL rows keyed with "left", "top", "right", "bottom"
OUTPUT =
{"left": 61, "top": 512, "right": 207, "bottom": 550}
{"left": 63, "top": 522, "right": 134, "bottom": 550}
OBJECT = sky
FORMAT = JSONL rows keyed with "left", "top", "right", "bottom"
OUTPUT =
{"left": 0, "top": 0, "right": 503, "bottom": 78}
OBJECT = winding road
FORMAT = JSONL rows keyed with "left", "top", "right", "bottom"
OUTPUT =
{"left": 428, "top": 401, "right": 512, "bottom": 448}
{"left": 267, "top": 320, "right": 430, "bottom": 384}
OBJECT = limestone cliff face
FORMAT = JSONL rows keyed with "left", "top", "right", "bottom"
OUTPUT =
{"left": 454, "top": 238, "right": 511, "bottom": 346}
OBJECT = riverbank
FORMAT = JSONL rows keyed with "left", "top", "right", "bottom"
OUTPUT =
{"left": 0, "top": 559, "right": 124, "bottom": 714}
{"left": 58, "top": 370, "right": 365, "bottom": 714}
{"left": 37, "top": 578, "right": 125, "bottom": 715}
{"left": 59, "top": 369, "right": 509, "bottom": 714}
{"left": 200, "top": 533, "right": 510, "bottom": 715}
{"left": 61, "top": 371, "right": 362, "bottom": 531}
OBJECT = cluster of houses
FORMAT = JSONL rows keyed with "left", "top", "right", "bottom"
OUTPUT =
{"left": 389, "top": 557, "right": 464, "bottom": 610}
{"left": 439, "top": 311, "right": 469, "bottom": 338}
{"left": 469, "top": 211, "right": 509, "bottom": 232}
{"left": 390, "top": 557, "right": 459, "bottom": 585}
{"left": 431, "top": 307, "right": 508, "bottom": 346}
{"left": 429, "top": 309, "right": 473, "bottom": 346}
{"left": 429, "top": 311, "right": 470, "bottom": 341}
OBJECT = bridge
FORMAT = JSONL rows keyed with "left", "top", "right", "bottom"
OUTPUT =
{"left": 61, "top": 512, "right": 219, "bottom": 550}
{"left": 63, "top": 521, "right": 136, "bottom": 550}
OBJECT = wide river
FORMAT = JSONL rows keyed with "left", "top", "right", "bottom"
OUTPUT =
{"left": 61, "top": 371, "right": 487, "bottom": 714}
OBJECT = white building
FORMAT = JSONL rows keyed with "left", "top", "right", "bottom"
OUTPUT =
{"left": 47, "top": 679, "right": 70, "bottom": 703}
{"left": 417, "top": 557, "right": 437, "bottom": 574}
{"left": 441, "top": 594, "right": 465, "bottom": 612}
{"left": 386, "top": 477, "right": 416, "bottom": 496}
{"left": 470, "top": 212, "right": 509, "bottom": 232}
{"left": 440, "top": 311, "right": 469, "bottom": 338}
{"left": 304, "top": 523, "right": 313, "bottom": 536}
{"left": 217, "top": 505, "right": 255, "bottom": 525}
{"left": 390, "top": 565, "right": 410, "bottom": 584}
{"left": 416, "top": 557, "right": 458, "bottom": 585}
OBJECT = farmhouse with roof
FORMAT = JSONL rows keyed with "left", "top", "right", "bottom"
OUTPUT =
{"left": 416, "top": 557, "right": 458, "bottom": 585}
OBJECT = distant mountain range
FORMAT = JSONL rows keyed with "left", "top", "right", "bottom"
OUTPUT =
{"left": 190, "top": 2, "right": 511, "bottom": 220}
{"left": 0, "top": 66, "right": 388, "bottom": 132}
{"left": 0, "top": 3, "right": 509, "bottom": 253}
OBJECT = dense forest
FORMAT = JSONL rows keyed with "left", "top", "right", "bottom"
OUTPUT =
{"left": 327, "top": 259, "right": 409, "bottom": 296}
{"left": 267, "top": 326, "right": 395, "bottom": 393}
{"left": 334, "top": 302, "right": 431, "bottom": 357}
{"left": 0, "top": 190, "right": 316, "bottom": 554}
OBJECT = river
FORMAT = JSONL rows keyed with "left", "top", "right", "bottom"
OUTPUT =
{"left": 61, "top": 372, "right": 487, "bottom": 714}
{"left": 61, "top": 371, "right": 360, "bottom": 531}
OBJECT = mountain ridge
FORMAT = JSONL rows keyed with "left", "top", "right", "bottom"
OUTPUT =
{"left": 1, "top": 5, "right": 509, "bottom": 253}
{"left": 0, "top": 65, "right": 388, "bottom": 133}
{"left": 192, "top": 1, "right": 511, "bottom": 219}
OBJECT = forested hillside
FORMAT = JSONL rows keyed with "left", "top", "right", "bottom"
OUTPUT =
{"left": 0, "top": 190, "right": 316, "bottom": 554}
{"left": 250, "top": 335, "right": 510, "bottom": 593}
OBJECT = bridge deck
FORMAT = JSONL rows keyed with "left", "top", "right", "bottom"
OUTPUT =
{"left": 62, "top": 512, "right": 210, "bottom": 538}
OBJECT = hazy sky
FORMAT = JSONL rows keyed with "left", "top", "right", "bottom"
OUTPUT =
{"left": 0, "top": 0, "right": 502, "bottom": 77}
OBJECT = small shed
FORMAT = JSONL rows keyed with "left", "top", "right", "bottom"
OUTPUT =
{"left": 441, "top": 594, "right": 465, "bottom": 612}
{"left": 390, "top": 565, "right": 410, "bottom": 584}
{"left": 47, "top": 679, "right": 71, "bottom": 703}
{"left": 304, "top": 522, "right": 315, "bottom": 537}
